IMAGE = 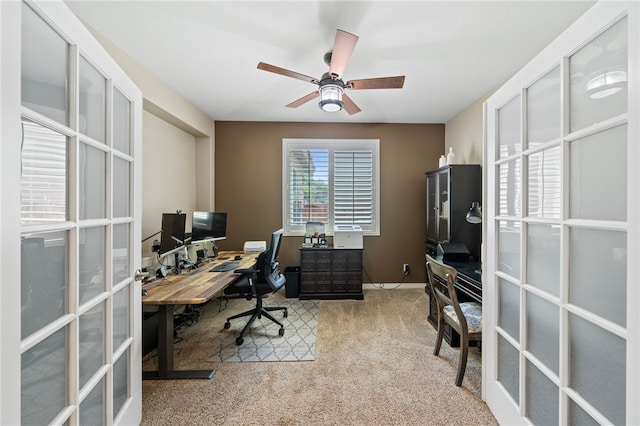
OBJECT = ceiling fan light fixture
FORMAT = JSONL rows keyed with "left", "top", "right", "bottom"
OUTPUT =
{"left": 319, "top": 84, "right": 343, "bottom": 112}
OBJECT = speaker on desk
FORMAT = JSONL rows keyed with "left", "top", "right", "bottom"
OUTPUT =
{"left": 437, "top": 242, "right": 471, "bottom": 262}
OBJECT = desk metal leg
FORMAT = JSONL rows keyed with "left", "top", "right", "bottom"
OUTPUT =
{"left": 143, "top": 304, "right": 216, "bottom": 380}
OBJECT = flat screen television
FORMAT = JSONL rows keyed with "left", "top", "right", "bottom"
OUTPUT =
{"left": 191, "top": 211, "right": 227, "bottom": 243}
{"left": 159, "top": 212, "right": 187, "bottom": 256}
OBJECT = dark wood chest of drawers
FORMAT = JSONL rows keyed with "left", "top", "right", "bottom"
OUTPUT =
{"left": 299, "top": 247, "right": 364, "bottom": 300}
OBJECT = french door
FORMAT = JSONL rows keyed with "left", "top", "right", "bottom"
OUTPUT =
{"left": 1, "top": 1, "right": 142, "bottom": 424}
{"left": 484, "top": 2, "right": 639, "bottom": 424}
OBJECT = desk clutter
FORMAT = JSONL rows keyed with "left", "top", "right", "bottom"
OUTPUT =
{"left": 301, "top": 221, "right": 327, "bottom": 248}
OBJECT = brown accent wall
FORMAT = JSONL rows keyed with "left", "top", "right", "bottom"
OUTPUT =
{"left": 214, "top": 121, "right": 444, "bottom": 284}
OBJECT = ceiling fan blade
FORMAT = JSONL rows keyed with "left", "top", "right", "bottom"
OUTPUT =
{"left": 342, "top": 94, "right": 361, "bottom": 115}
{"left": 328, "top": 29, "right": 359, "bottom": 78}
{"left": 286, "top": 91, "right": 320, "bottom": 108}
{"left": 346, "top": 76, "right": 405, "bottom": 90}
{"left": 257, "top": 62, "right": 319, "bottom": 84}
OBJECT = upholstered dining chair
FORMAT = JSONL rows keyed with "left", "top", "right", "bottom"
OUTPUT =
{"left": 426, "top": 254, "right": 482, "bottom": 386}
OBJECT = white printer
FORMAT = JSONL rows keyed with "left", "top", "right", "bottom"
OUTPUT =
{"left": 333, "top": 225, "right": 363, "bottom": 249}
{"left": 243, "top": 240, "right": 266, "bottom": 254}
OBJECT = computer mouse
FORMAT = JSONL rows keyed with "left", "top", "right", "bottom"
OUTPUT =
{"left": 234, "top": 255, "right": 242, "bottom": 260}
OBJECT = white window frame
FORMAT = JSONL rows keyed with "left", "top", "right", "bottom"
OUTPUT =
{"left": 282, "top": 138, "right": 380, "bottom": 236}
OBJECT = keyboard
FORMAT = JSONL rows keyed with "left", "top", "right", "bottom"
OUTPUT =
{"left": 209, "top": 261, "right": 240, "bottom": 272}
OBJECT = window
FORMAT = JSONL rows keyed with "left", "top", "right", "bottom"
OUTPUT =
{"left": 283, "top": 138, "right": 380, "bottom": 236}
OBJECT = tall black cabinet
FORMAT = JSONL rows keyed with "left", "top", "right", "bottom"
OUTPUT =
{"left": 425, "top": 165, "right": 481, "bottom": 259}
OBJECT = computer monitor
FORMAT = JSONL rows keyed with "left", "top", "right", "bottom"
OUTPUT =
{"left": 159, "top": 212, "right": 187, "bottom": 256}
{"left": 191, "top": 211, "right": 227, "bottom": 243}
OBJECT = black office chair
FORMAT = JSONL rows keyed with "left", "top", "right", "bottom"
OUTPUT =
{"left": 223, "top": 229, "right": 288, "bottom": 345}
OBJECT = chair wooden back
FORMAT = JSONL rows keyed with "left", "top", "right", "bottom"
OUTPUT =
{"left": 425, "top": 254, "right": 467, "bottom": 333}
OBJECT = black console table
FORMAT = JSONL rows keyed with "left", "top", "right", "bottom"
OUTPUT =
{"left": 299, "top": 247, "right": 364, "bottom": 300}
{"left": 425, "top": 258, "right": 482, "bottom": 347}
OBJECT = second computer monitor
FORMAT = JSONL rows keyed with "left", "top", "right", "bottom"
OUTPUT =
{"left": 191, "top": 211, "right": 227, "bottom": 243}
{"left": 159, "top": 212, "right": 187, "bottom": 256}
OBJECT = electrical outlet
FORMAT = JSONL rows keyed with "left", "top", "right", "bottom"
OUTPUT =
{"left": 403, "top": 263, "right": 410, "bottom": 275}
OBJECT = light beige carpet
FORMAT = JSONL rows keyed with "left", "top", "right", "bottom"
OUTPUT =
{"left": 142, "top": 288, "right": 497, "bottom": 425}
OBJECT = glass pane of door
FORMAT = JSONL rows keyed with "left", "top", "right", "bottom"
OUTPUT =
{"left": 569, "top": 18, "right": 628, "bottom": 132}
{"left": 113, "top": 87, "right": 132, "bottom": 155}
{"left": 498, "top": 334, "right": 520, "bottom": 404}
{"left": 79, "top": 377, "right": 105, "bottom": 425}
{"left": 527, "top": 66, "right": 561, "bottom": 148}
{"left": 498, "top": 95, "right": 521, "bottom": 159}
{"left": 527, "top": 146, "right": 561, "bottom": 219}
{"left": 498, "top": 220, "right": 520, "bottom": 278}
{"left": 113, "top": 350, "right": 129, "bottom": 419}
{"left": 569, "top": 228, "right": 626, "bottom": 327}
{"left": 526, "top": 223, "right": 560, "bottom": 297}
{"left": 113, "top": 285, "right": 130, "bottom": 349}
{"left": 79, "top": 143, "right": 106, "bottom": 220}
{"left": 79, "top": 56, "right": 106, "bottom": 142}
{"left": 78, "top": 226, "right": 106, "bottom": 305}
{"left": 526, "top": 293, "right": 559, "bottom": 374}
{"left": 569, "top": 314, "right": 626, "bottom": 424}
{"left": 113, "top": 223, "right": 130, "bottom": 285}
{"left": 525, "top": 361, "right": 558, "bottom": 425}
{"left": 79, "top": 302, "right": 105, "bottom": 390}
{"left": 21, "top": 327, "right": 67, "bottom": 425}
{"left": 498, "top": 278, "right": 520, "bottom": 340}
{"left": 21, "top": 231, "right": 67, "bottom": 339}
{"left": 569, "top": 125, "right": 627, "bottom": 221}
{"left": 113, "top": 157, "right": 131, "bottom": 218}
{"left": 20, "top": 120, "right": 67, "bottom": 225}
{"left": 21, "top": 2, "right": 69, "bottom": 125}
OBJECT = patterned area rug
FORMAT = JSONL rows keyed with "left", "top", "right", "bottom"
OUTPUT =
{"left": 207, "top": 299, "right": 319, "bottom": 362}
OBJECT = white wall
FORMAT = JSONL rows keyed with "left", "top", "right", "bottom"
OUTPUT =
{"left": 141, "top": 111, "right": 196, "bottom": 258}
{"left": 445, "top": 87, "right": 498, "bottom": 166}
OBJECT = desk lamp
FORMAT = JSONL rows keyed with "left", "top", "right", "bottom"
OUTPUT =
{"left": 465, "top": 202, "right": 482, "bottom": 224}
{"left": 465, "top": 202, "right": 482, "bottom": 274}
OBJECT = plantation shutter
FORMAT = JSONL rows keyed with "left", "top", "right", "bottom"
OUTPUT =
{"left": 288, "top": 148, "right": 329, "bottom": 225}
{"left": 334, "top": 150, "right": 373, "bottom": 225}
{"left": 283, "top": 138, "right": 379, "bottom": 235}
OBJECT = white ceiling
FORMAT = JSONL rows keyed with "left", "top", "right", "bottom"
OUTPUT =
{"left": 65, "top": 1, "right": 595, "bottom": 124}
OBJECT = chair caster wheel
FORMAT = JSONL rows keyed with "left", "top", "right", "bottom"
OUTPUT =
{"left": 224, "top": 322, "right": 230, "bottom": 329}
{"left": 279, "top": 328, "right": 285, "bottom": 336}
{"left": 236, "top": 336, "right": 243, "bottom": 345}
{"left": 283, "top": 310, "right": 288, "bottom": 318}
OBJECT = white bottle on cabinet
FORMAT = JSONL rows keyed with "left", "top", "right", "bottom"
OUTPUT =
{"left": 438, "top": 155, "right": 446, "bottom": 168}
{"left": 446, "top": 147, "right": 456, "bottom": 165}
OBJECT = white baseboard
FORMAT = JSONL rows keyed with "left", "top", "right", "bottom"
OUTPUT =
{"left": 363, "top": 283, "right": 425, "bottom": 290}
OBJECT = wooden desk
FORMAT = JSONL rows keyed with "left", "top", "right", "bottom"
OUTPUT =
{"left": 142, "top": 250, "right": 257, "bottom": 380}
{"left": 425, "top": 257, "right": 482, "bottom": 347}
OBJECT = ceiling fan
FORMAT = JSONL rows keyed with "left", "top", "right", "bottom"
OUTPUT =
{"left": 257, "top": 29, "right": 405, "bottom": 115}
